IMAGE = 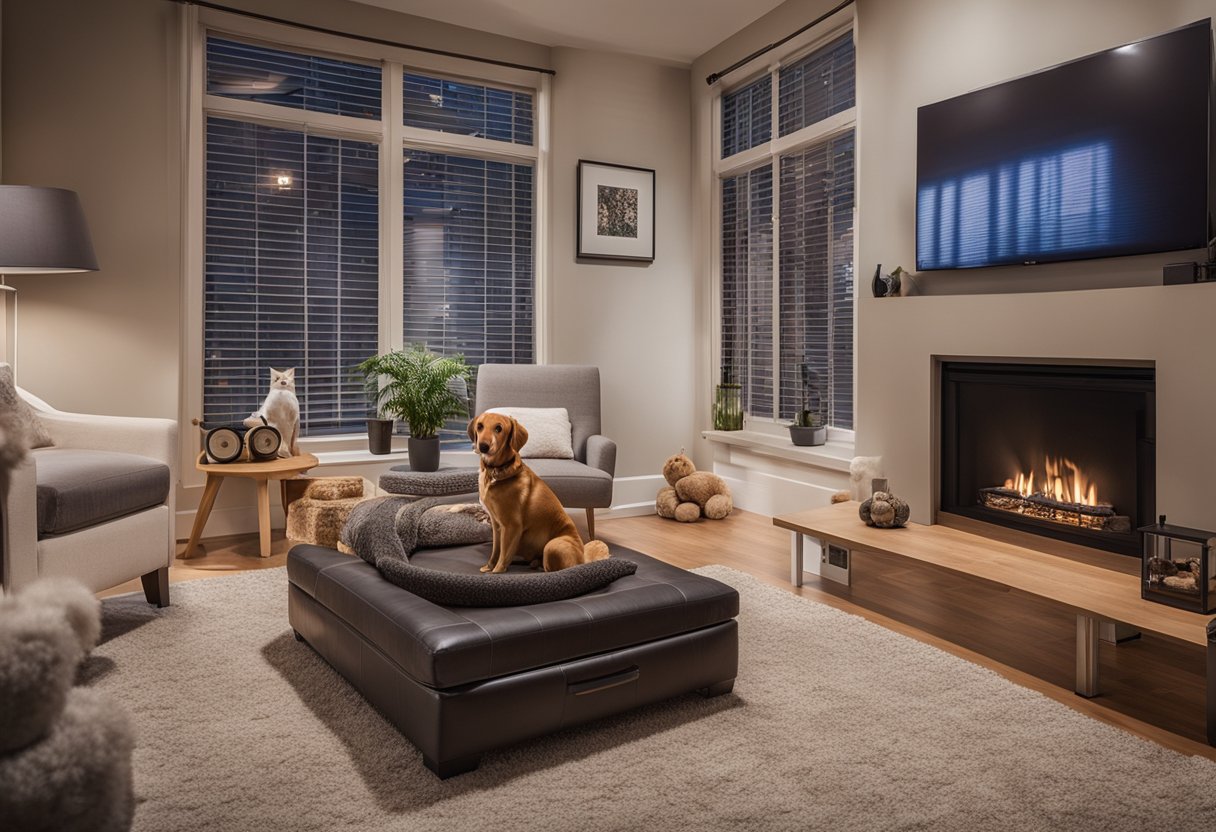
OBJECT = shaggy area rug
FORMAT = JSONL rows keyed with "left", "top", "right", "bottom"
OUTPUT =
{"left": 90, "top": 565, "right": 1216, "bottom": 831}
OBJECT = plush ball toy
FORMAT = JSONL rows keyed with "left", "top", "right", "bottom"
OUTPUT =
{"left": 655, "top": 451, "right": 733, "bottom": 522}
{"left": 0, "top": 579, "right": 135, "bottom": 832}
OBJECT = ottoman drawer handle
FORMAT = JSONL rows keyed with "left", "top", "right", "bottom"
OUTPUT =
{"left": 568, "top": 666, "right": 639, "bottom": 696}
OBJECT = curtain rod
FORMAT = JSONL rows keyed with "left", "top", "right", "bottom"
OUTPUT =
{"left": 170, "top": 0, "right": 556, "bottom": 76}
{"left": 705, "top": 0, "right": 854, "bottom": 86}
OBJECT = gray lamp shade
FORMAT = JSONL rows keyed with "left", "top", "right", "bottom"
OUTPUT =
{"left": 0, "top": 186, "right": 98, "bottom": 273}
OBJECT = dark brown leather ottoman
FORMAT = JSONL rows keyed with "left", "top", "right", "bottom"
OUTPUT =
{"left": 287, "top": 542, "right": 739, "bottom": 778}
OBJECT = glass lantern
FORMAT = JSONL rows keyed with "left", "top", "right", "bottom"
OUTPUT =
{"left": 1140, "top": 514, "right": 1216, "bottom": 614}
{"left": 713, "top": 382, "right": 743, "bottom": 431}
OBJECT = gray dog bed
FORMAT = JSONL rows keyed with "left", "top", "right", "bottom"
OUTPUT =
{"left": 378, "top": 465, "right": 480, "bottom": 497}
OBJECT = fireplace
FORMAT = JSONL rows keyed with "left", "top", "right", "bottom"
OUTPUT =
{"left": 939, "top": 361, "right": 1154, "bottom": 556}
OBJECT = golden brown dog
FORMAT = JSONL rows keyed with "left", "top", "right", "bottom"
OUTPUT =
{"left": 469, "top": 411, "right": 610, "bottom": 572}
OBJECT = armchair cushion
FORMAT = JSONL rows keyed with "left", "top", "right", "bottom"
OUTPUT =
{"left": 34, "top": 449, "right": 170, "bottom": 538}
{"left": 523, "top": 459, "right": 612, "bottom": 508}
{"left": 486, "top": 407, "right": 574, "bottom": 459}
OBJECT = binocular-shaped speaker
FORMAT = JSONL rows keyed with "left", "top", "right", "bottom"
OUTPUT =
{"left": 203, "top": 418, "right": 281, "bottom": 464}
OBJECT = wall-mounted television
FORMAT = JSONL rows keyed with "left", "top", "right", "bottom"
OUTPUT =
{"left": 916, "top": 20, "right": 1211, "bottom": 271}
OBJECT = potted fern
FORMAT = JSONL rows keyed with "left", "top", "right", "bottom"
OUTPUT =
{"left": 357, "top": 345, "right": 471, "bottom": 470}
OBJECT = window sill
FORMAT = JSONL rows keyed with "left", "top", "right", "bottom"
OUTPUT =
{"left": 702, "top": 429, "right": 854, "bottom": 473}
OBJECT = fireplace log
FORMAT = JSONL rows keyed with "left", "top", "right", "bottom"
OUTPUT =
{"left": 978, "top": 487, "right": 1130, "bottom": 533}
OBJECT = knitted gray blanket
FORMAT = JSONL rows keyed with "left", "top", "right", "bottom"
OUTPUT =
{"left": 340, "top": 496, "right": 493, "bottom": 566}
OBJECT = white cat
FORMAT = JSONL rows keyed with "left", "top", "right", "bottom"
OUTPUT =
{"left": 245, "top": 368, "right": 300, "bottom": 458}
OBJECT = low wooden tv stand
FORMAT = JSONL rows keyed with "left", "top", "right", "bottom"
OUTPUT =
{"left": 773, "top": 501, "right": 1216, "bottom": 745}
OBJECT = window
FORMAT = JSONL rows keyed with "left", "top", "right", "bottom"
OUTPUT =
{"left": 778, "top": 134, "right": 854, "bottom": 428}
{"left": 777, "top": 33, "right": 855, "bottom": 137}
{"left": 721, "top": 75, "right": 771, "bottom": 158}
{"left": 720, "top": 166, "right": 772, "bottom": 416}
{"left": 207, "top": 36, "right": 382, "bottom": 119}
{"left": 404, "top": 72, "right": 533, "bottom": 144}
{"left": 717, "top": 27, "right": 856, "bottom": 431}
{"left": 204, "top": 118, "right": 379, "bottom": 434}
{"left": 403, "top": 151, "right": 534, "bottom": 367}
{"left": 199, "top": 33, "right": 540, "bottom": 439}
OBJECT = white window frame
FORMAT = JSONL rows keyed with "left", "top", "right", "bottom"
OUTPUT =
{"left": 709, "top": 6, "right": 857, "bottom": 444}
{"left": 178, "top": 5, "right": 550, "bottom": 485}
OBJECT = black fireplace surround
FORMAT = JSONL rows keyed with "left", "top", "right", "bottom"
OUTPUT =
{"left": 939, "top": 361, "right": 1155, "bottom": 556}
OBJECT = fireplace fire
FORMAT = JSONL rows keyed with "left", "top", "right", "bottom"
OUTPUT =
{"left": 977, "top": 455, "right": 1131, "bottom": 534}
{"left": 939, "top": 361, "right": 1154, "bottom": 557}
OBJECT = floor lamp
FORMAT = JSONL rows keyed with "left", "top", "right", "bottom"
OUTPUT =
{"left": 0, "top": 186, "right": 99, "bottom": 374}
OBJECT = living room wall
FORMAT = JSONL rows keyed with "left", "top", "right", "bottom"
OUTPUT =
{"left": 548, "top": 47, "right": 695, "bottom": 503}
{"left": 2, "top": 0, "right": 695, "bottom": 533}
{"left": 855, "top": 0, "right": 1216, "bottom": 530}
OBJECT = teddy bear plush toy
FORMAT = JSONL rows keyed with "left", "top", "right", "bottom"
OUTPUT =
{"left": 0, "top": 578, "right": 135, "bottom": 832}
{"left": 655, "top": 451, "right": 734, "bottom": 522}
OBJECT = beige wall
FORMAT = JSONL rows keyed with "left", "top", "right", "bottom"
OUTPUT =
{"left": 3, "top": 0, "right": 181, "bottom": 416}
{"left": 0, "top": 0, "right": 551, "bottom": 420}
{"left": 855, "top": 0, "right": 1216, "bottom": 528}
{"left": 548, "top": 47, "right": 695, "bottom": 485}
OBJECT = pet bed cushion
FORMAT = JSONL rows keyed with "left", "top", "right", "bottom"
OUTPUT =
{"left": 486, "top": 407, "right": 574, "bottom": 459}
{"left": 379, "top": 466, "right": 480, "bottom": 496}
{"left": 377, "top": 556, "right": 638, "bottom": 607}
{"left": 342, "top": 495, "right": 630, "bottom": 608}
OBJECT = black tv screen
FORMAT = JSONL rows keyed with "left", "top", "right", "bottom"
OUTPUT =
{"left": 916, "top": 20, "right": 1211, "bottom": 271}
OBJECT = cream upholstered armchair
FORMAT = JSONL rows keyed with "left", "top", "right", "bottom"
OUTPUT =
{"left": 474, "top": 365, "right": 616, "bottom": 538}
{"left": 2, "top": 385, "right": 177, "bottom": 606}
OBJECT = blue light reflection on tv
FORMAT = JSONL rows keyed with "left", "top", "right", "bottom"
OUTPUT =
{"left": 917, "top": 141, "right": 1117, "bottom": 269}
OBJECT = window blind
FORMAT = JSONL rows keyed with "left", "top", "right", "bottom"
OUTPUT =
{"left": 403, "top": 149, "right": 534, "bottom": 366}
{"left": 778, "top": 131, "right": 855, "bottom": 428}
{"left": 404, "top": 73, "right": 533, "bottom": 145}
{"left": 206, "top": 36, "right": 382, "bottom": 120}
{"left": 204, "top": 117, "right": 380, "bottom": 435}
{"left": 720, "top": 165, "right": 774, "bottom": 418}
{"left": 721, "top": 74, "right": 772, "bottom": 158}
{"left": 777, "top": 33, "right": 855, "bottom": 137}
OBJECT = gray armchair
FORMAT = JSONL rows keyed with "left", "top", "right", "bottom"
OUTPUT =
{"left": 474, "top": 365, "right": 616, "bottom": 538}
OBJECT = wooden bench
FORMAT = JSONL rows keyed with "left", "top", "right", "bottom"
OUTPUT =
{"left": 773, "top": 501, "right": 1216, "bottom": 744}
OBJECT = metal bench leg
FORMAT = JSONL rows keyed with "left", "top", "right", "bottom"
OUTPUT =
{"left": 790, "top": 532, "right": 804, "bottom": 587}
{"left": 1207, "top": 619, "right": 1216, "bottom": 745}
{"left": 1076, "top": 614, "right": 1100, "bottom": 698}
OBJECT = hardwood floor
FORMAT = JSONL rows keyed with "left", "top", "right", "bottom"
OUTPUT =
{"left": 101, "top": 508, "right": 1214, "bottom": 761}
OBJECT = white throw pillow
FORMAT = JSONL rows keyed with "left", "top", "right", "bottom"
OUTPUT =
{"left": 486, "top": 407, "right": 574, "bottom": 459}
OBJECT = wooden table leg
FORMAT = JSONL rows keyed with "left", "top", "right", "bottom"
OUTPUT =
{"left": 179, "top": 473, "right": 223, "bottom": 560}
{"left": 1076, "top": 613, "right": 1100, "bottom": 698}
{"left": 256, "top": 478, "right": 272, "bottom": 558}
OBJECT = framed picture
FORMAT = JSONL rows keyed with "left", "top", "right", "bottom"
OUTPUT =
{"left": 577, "top": 160, "right": 655, "bottom": 261}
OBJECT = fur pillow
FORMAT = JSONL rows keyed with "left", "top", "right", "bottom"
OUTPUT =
{"left": 0, "top": 364, "right": 52, "bottom": 449}
{"left": 376, "top": 557, "right": 638, "bottom": 607}
{"left": 486, "top": 407, "right": 573, "bottom": 459}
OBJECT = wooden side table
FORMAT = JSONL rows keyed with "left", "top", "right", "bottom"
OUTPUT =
{"left": 179, "top": 452, "right": 319, "bottom": 559}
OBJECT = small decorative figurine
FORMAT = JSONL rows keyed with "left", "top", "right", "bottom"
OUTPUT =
{"left": 859, "top": 478, "right": 910, "bottom": 529}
